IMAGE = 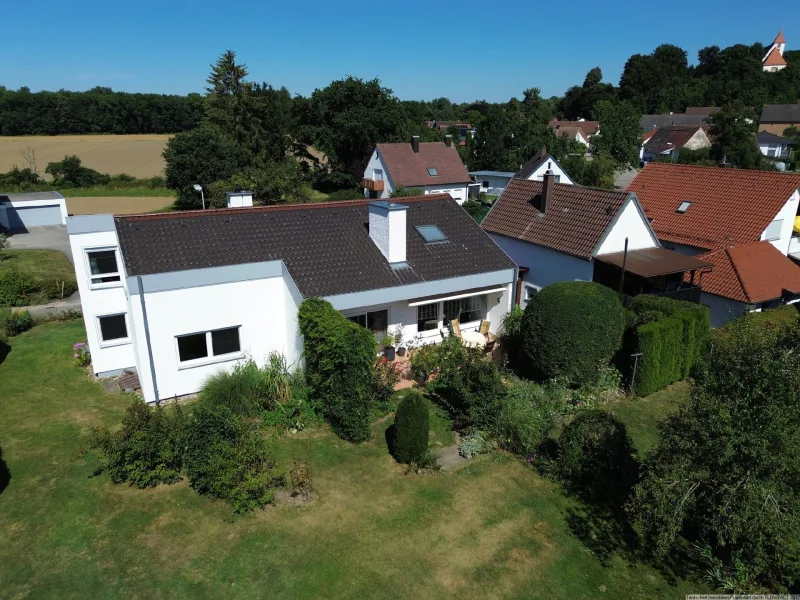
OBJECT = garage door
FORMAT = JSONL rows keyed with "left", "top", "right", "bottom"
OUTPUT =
{"left": 6, "top": 205, "right": 63, "bottom": 230}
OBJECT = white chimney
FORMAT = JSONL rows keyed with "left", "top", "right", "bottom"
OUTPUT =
{"left": 225, "top": 190, "right": 254, "bottom": 208}
{"left": 369, "top": 201, "right": 407, "bottom": 264}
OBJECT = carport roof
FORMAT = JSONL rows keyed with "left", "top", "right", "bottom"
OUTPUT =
{"left": 0, "top": 191, "right": 64, "bottom": 204}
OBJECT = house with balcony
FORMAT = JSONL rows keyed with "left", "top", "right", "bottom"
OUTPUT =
{"left": 481, "top": 172, "right": 711, "bottom": 308}
{"left": 362, "top": 136, "right": 472, "bottom": 204}
{"left": 68, "top": 192, "right": 515, "bottom": 403}
{"left": 628, "top": 163, "right": 800, "bottom": 326}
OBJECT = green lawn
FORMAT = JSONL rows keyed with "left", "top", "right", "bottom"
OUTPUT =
{"left": 0, "top": 322, "right": 703, "bottom": 599}
{"left": 0, "top": 249, "right": 78, "bottom": 305}
{"left": 608, "top": 382, "right": 688, "bottom": 454}
{"left": 59, "top": 186, "right": 174, "bottom": 198}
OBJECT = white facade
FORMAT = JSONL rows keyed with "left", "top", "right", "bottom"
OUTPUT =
{"left": 760, "top": 191, "right": 799, "bottom": 254}
{"left": 0, "top": 193, "right": 68, "bottom": 230}
{"left": 470, "top": 173, "right": 514, "bottom": 196}
{"left": 521, "top": 158, "right": 575, "bottom": 186}
{"left": 595, "top": 197, "right": 659, "bottom": 255}
{"left": 362, "top": 149, "right": 469, "bottom": 204}
{"left": 641, "top": 129, "right": 711, "bottom": 163}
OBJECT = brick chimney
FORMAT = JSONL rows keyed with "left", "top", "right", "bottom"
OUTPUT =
{"left": 540, "top": 170, "right": 555, "bottom": 214}
{"left": 411, "top": 136, "right": 420, "bottom": 153}
{"left": 369, "top": 201, "right": 407, "bottom": 264}
{"left": 444, "top": 134, "right": 453, "bottom": 147}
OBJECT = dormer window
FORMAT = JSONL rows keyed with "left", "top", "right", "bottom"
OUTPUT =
{"left": 676, "top": 201, "right": 692, "bottom": 213}
{"left": 427, "top": 168, "right": 438, "bottom": 176}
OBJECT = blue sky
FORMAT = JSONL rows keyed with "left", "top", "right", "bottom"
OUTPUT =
{"left": 1, "top": 0, "right": 796, "bottom": 103}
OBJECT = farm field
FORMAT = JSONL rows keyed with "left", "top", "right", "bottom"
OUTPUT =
{"left": 66, "top": 196, "right": 173, "bottom": 215}
{"left": 0, "top": 134, "right": 170, "bottom": 178}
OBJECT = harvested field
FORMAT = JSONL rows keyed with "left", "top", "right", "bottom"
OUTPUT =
{"left": 66, "top": 196, "right": 173, "bottom": 215}
{"left": 0, "top": 134, "right": 170, "bottom": 178}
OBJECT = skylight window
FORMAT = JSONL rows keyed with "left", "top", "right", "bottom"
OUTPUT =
{"left": 427, "top": 167, "right": 438, "bottom": 176}
{"left": 415, "top": 225, "right": 448, "bottom": 243}
{"left": 676, "top": 201, "right": 692, "bottom": 213}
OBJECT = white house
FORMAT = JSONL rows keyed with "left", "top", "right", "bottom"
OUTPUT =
{"left": 362, "top": 136, "right": 472, "bottom": 204}
{"left": 762, "top": 30, "right": 787, "bottom": 72}
{"left": 68, "top": 193, "right": 516, "bottom": 403}
{"left": 514, "top": 146, "right": 575, "bottom": 185}
{"left": 757, "top": 131, "right": 796, "bottom": 161}
{"left": 629, "top": 162, "right": 800, "bottom": 326}
{"left": 0, "top": 191, "right": 68, "bottom": 231}
{"left": 469, "top": 171, "right": 516, "bottom": 196}
{"left": 640, "top": 126, "right": 711, "bottom": 164}
{"left": 482, "top": 173, "right": 711, "bottom": 308}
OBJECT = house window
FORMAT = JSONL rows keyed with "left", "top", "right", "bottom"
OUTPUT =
{"left": 373, "top": 168, "right": 383, "bottom": 180}
{"left": 176, "top": 327, "right": 241, "bottom": 364}
{"left": 98, "top": 314, "right": 128, "bottom": 344}
{"left": 525, "top": 285, "right": 538, "bottom": 302}
{"left": 427, "top": 167, "right": 438, "bottom": 176}
{"left": 87, "top": 249, "right": 121, "bottom": 286}
{"left": 417, "top": 303, "right": 439, "bottom": 332}
{"left": 765, "top": 219, "right": 783, "bottom": 241}
{"left": 482, "top": 180, "right": 490, "bottom": 188}
{"left": 444, "top": 295, "right": 486, "bottom": 324}
{"left": 347, "top": 309, "right": 389, "bottom": 335}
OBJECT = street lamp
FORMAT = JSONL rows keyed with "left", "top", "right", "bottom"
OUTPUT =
{"left": 192, "top": 183, "right": 205, "bottom": 209}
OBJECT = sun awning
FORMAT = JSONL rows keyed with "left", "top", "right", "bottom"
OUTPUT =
{"left": 408, "top": 285, "right": 508, "bottom": 307}
{"left": 595, "top": 247, "right": 713, "bottom": 278}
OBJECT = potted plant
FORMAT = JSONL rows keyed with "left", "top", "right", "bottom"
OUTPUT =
{"left": 393, "top": 326, "right": 407, "bottom": 357}
{"left": 382, "top": 331, "right": 397, "bottom": 362}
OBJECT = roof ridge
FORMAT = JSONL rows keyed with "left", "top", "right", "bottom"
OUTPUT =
{"left": 116, "top": 194, "right": 453, "bottom": 222}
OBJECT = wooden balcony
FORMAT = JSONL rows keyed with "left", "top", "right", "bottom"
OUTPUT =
{"left": 362, "top": 178, "right": 385, "bottom": 192}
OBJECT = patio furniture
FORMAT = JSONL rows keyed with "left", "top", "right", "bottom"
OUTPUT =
{"left": 479, "top": 320, "right": 490, "bottom": 335}
{"left": 461, "top": 330, "right": 486, "bottom": 348}
{"left": 449, "top": 319, "right": 462, "bottom": 339}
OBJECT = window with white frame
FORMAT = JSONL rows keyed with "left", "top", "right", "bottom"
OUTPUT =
{"left": 765, "top": 219, "right": 783, "bottom": 241}
{"left": 443, "top": 295, "right": 486, "bottom": 324}
{"left": 176, "top": 326, "right": 241, "bottom": 364}
{"left": 417, "top": 303, "right": 439, "bottom": 332}
{"left": 98, "top": 313, "right": 128, "bottom": 344}
{"left": 86, "top": 248, "right": 121, "bottom": 286}
{"left": 525, "top": 285, "right": 538, "bottom": 302}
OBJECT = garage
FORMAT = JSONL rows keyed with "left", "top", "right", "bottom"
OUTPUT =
{"left": 0, "top": 192, "right": 67, "bottom": 231}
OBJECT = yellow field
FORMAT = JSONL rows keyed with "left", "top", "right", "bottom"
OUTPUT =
{"left": 66, "top": 196, "right": 173, "bottom": 215}
{"left": 0, "top": 134, "right": 170, "bottom": 178}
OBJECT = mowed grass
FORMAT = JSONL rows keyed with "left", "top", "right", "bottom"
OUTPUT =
{"left": 0, "top": 322, "right": 702, "bottom": 599}
{"left": 609, "top": 382, "right": 688, "bottom": 454}
{"left": 0, "top": 134, "right": 169, "bottom": 179}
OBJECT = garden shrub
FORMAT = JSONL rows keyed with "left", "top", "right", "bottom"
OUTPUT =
{"left": 522, "top": 282, "right": 625, "bottom": 385}
{"left": 0, "top": 268, "right": 39, "bottom": 306}
{"left": 393, "top": 391, "right": 430, "bottom": 464}
{"left": 495, "top": 378, "right": 567, "bottom": 458}
{"left": 200, "top": 354, "right": 292, "bottom": 416}
{"left": 458, "top": 430, "right": 491, "bottom": 459}
{"left": 298, "top": 298, "right": 377, "bottom": 443}
{"left": 556, "top": 409, "right": 637, "bottom": 502}
{"left": 0, "top": 306, "right": 34, "bottom": 341}
{"left": 260, "top": 367, "right": 322, "bottom": 432}
{"left": 373, "top": 359, "right": 400, "bottom": 416}
{"left": 89, "top": 399, "right": 186, "bottom": 488}
{"left": 184, "top": 404, "right": 284, "bottom": 513}
{"left": 409, "top": 342, "right": 442, "bottom": 382}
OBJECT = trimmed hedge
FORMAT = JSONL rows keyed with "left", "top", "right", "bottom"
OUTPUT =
{"left": 393, "top": 391, "right": 430, "bottom": 463}
{"left": 298, "top": 298, "right": 377, "bottom": 442}
{"left": 522, "top": 282, "right": 626, "bottom": 384}
{"left": 627, "top": 295, "right": 710, "bottom": 396}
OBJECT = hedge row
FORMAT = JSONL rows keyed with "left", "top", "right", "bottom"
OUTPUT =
{"left": 628, "top": 296, "right": 710, "bottom": 396}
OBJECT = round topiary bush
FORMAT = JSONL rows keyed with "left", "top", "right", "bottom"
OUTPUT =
{"left": 521, "top": 281, "right": 625, "bottom": 384}
{"left": 557, "top": 409, "right": 637, "bottom": 501}
{"left": 393, "top": 391, "right": 430, "bottom": 464}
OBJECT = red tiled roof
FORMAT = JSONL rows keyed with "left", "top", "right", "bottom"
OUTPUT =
{"left": 774, "top": 30, "right": 786, "bottom": 44}
{"left": 377, "top": 142, "right": 471, "bottom": 187}
{"left": 764, "top": 46, "right": 787, "bottom": 67}
{"left": 482, "top": 178, "right": 631, "bottom": 259}
{"left": 628, "top": 163, "right": 800, "bottom": 249}
{"left": 548, "top": 119, "right": 600, "bottom": 136}
{"left": 694, "top": 241, "right": 800, "bottom": 303}
{"left": 642, "top": 130, "right": 658, "bottom": 143}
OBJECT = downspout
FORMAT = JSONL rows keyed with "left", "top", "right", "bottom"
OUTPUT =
{"left": 136, "top": 276, "right": 159, "bottom": 403}
{"left": 512, "top": 266, "right": 520, "bottom": 306}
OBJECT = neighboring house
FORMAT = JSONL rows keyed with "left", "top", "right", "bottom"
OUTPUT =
{"left": 762, "top": 30, "right": 787, "bottom": 72}
{"left": 684, "top": 107, "right": 721, "bottom": 116}
{"left": 514, "top": 146, "right": 575, "bottom": 185}
{"left": 640, "top": 126, "right": 711, "bottom": 163}
{"left": 482, "top": 174, "right": 710, "bottom": 308}
{"left": 0, "top": 191, "right": 68, "bottom": 231}
{"left": 548, "top": 119, "right": 597, "bottom": 146}
{"left": 628, "top": 163, "right": 800, "bottom": 326}
{"left": 425, "top": 120, "right": 476, "bottom": 143}
{"left": 641, "top": 113, "right": 710, "bottom": 133}
{"left": 757, "top": 131, "right": 796, "bottom": 160}
{"left": 68, "top": 194, "right": 516, "bottom": 403}
{"left": 758, "top": 101, "right": 800, "bottom": 135}
{"left": 469, "top": 171, "right": 516, "bottom": 196}
{"left": 363, "top": 136, "right": 472, "bottom": 204}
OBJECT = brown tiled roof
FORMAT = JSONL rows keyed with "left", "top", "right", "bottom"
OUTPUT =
{"left": 481, "top": 178, "right": 632, "bottom": 259}
{"left": 377, "top": 142, "right": 471, "bottom": 187}
{"left": 685, "top": 107, "right": 721, "bottom": 116}
{"left": 628, "top": 163, "right": 800, "bottom": 249}
{"left": 694, "top": 241, "right": 800, "bottom": 303}
{"left": 596, "top": 247, "right": 713, "bottom": 278}
{"left": 115, "top": 195, "right": 514, "bottom": 298}
{"left": 515, "top": 147, "right": 550, "bottom": 179}
{"left": 644, "top": 126, "right": 706, "bottom": 154}
{"left": 548, "top": 119, "right": 599, "bottom": 136}
{"left": 764, "top": 46, "right": 788, "bottom": 67}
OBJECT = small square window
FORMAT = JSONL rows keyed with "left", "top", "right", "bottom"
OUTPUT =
{"left": 177, "top": 333, "right": 208, "bottom": 362}
{"left": 676, "top": 201, "right": 692, "bottom": 213}
{"left": 415, "top": 225, "right": 448, "bottom": 243}
{"left": 99, "top": 314, "right": 128, "bottom": 342}
{"left": 427, "top": 167, "right": 438, "bottom": 176}
{"left": 211, "top": 327, "right": 241, "bottom": 356}
{"left": 87, "top": 249, "right": 120, "bottom": 285}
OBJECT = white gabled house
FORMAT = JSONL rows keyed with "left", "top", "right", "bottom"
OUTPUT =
{"left": 69, "top": 193, "right": 516, "bottom": 403}
{"left": 362, "top": 136, "right": 472, "bottom": 204}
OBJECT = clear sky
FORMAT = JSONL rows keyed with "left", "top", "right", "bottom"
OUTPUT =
{"left": 1, "top": 0, "right": 796, "bottom": 103}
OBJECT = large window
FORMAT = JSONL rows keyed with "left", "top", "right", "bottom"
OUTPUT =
{"left": 87, "top": 249, "right": 120, "bottom": 286}
{"left": 347, "top": 309, "right": 388, "bottom": 335}
{"left": 98, "top": 313, "right": 128, "bottom": 344}
{"left": 417, "top": 303, "right": 439, "bottom": 332}
{"left": 176, "top": 326, "right": 241, "bottom": 364}
{"left": 443, "top": 295, "right": 486, "bottom": 324}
